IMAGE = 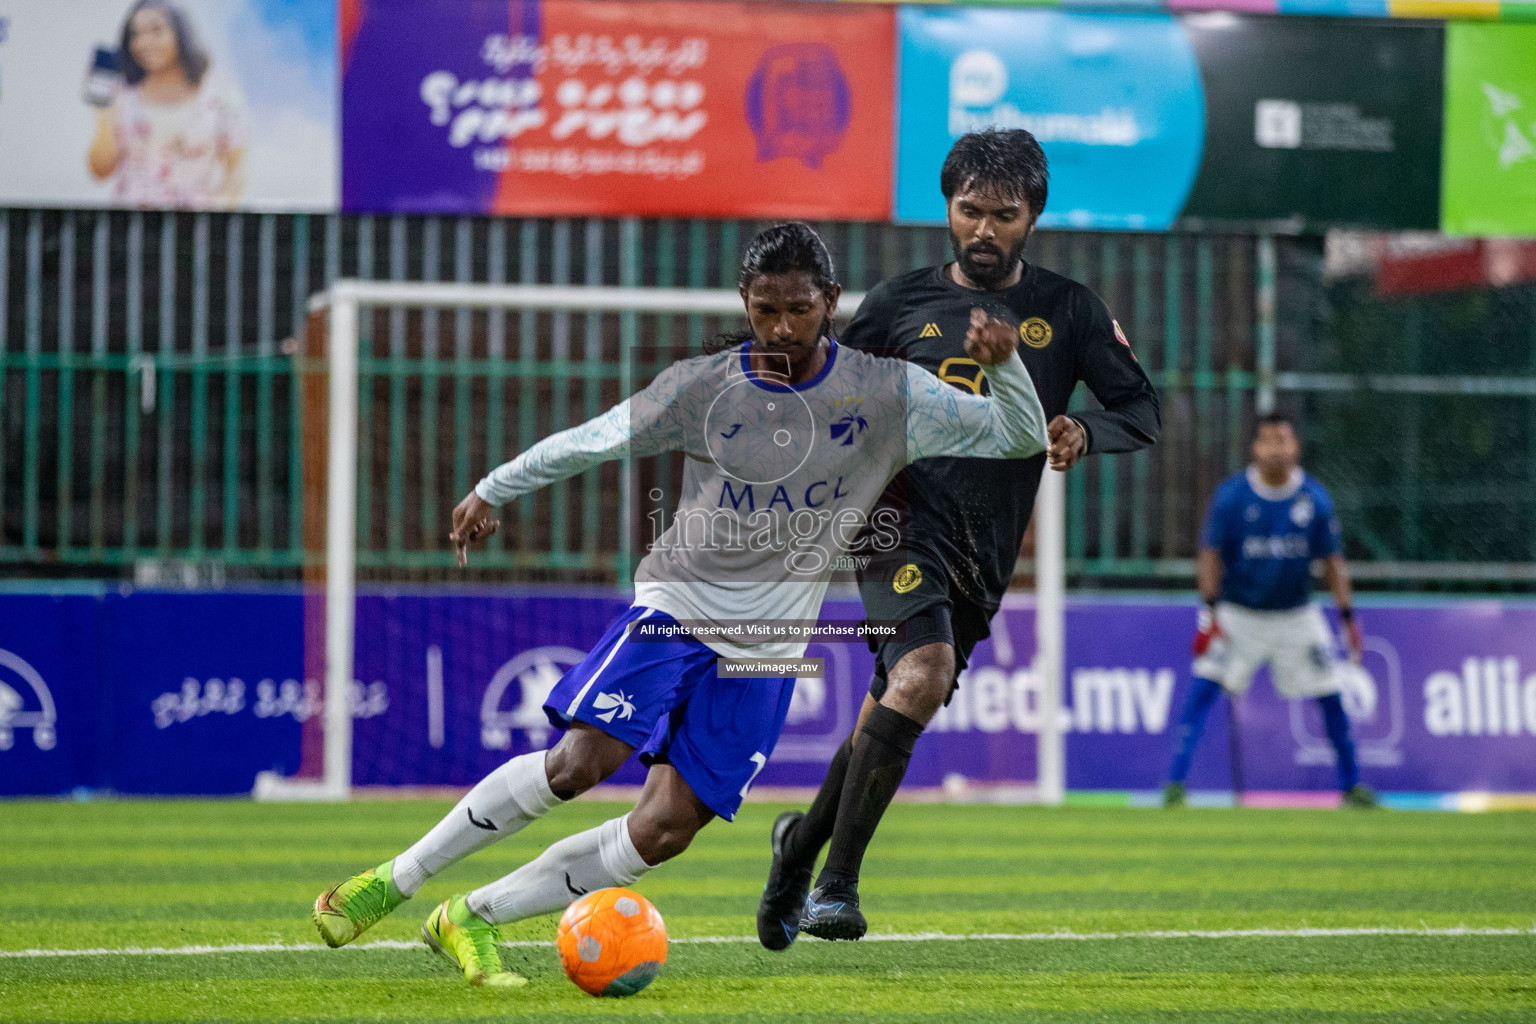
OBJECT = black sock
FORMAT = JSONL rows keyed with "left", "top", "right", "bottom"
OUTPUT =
{"left": 783, "top": 733, "right": 854, "bottom": 867}
{"left": 816, "top": 703, "right": 924, "bottom": 888}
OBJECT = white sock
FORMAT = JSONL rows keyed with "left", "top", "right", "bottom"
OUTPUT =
{"left": 466, "top": 813, "right": 652, "bottom": 925}
{"left": 387, "top": 752, "right": 563, "bottom": 898}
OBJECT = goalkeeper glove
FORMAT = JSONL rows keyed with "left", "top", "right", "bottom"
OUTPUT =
{"left": 1340, "top": 606, "right": 1363, "bottom": 663}
{"left": 1193, "top": 601, "right": 1221, "bottom": 657}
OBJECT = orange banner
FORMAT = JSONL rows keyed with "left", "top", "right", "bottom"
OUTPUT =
{"left": 485, "top": 1, "right": 894, "bottom": 219}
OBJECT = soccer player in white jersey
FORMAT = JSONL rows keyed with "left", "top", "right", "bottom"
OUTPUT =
{"left": 1163, "top": 412, "right": 1377, "bottom": 809}
{"left": 310, "top": 223, "right": 1048, "bottom": 986}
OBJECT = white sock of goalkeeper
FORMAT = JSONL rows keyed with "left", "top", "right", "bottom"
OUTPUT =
{"left": 466, "top": 813, "right": 651, "bottom": 925}
{"left": 386, "top": 752, "right": 564, "bottom": 898}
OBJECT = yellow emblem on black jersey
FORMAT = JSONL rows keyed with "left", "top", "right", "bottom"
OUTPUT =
{"left": 936, "top": 358, "right": 986, "bottom": 395}
{"left": 1020, "top": 317, "right": 1053, "bottom": 349}
{"left": 893, "top": 563, "right": 923, "bottom": 594}
{"left": 919, "top": 322, "right": 942, "bottom": 339}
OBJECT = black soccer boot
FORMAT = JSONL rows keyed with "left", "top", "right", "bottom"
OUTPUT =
{"left": 756, "top": 811, "right": 813, "bottom": 950}
{"left": 799, "top": 878, "right": 866, "bottom": 941}
{"left": 1342, "top": 783, "right": 1380, "bottom": 809}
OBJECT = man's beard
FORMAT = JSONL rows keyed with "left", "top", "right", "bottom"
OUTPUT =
{"left": 950, "top": 232, "right": 1028, "bottom": 289}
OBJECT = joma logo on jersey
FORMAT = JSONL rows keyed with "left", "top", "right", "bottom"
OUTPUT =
{"left": 919, "top": 322, "right": 942, "bottom": 338}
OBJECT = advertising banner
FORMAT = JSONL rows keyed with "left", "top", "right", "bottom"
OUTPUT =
{"left": 1374, "top": 235, "right": 1536, "bottom": 297}
{"left": 1442, "top": 24, "right": 1536, "bottom": 238}
{"left": 1179, "top": 16, "right": 1443, "bottom": 231}
{"left": 0, "top": 593, "right": 105, "bottom": 796}
{"left": 896, "top": 11, "right": 1444, "bottom": 232}
{"left": 4, "top": 588, "right": 1535, "bottom": 797}
{"left": 894, "top": 8, "right": 1206, "bottom": 230}
{"left": 0, "top": 0, "right": 337, "bottom": 211}
{"left": 956, "top": 597, "right": 1536, "bottom": 795}
{"left": 341, "top": 0, "right": 894, "bottom": 219}
{"left": 102, "top": 591, "right": 307, "bottom": 793}
{"left": 351, "top": 593, "right": 1536, "bottom": 795}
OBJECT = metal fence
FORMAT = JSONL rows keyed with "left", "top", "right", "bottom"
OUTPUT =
{"left": 2, "top": 208, "right": 1533, "bottom": 588}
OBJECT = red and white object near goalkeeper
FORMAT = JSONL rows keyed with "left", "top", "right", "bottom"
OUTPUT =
{"left": 557, "top": 887, "right": 668, "bottom": 997}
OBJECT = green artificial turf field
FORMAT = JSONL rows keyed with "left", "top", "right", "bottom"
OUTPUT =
{"left": 2, "top": 800, "right": 1533, "bottom": 1022}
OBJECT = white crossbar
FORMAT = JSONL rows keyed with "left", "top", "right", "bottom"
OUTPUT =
{"left": 309, "top": 281, "right": 867, "bottom": 316}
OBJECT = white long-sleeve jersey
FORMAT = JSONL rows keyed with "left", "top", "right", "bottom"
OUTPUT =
{"left": 476, "top": 341, "right": 1047, "bottom": 658}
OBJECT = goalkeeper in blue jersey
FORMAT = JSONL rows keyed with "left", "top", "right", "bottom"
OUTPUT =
{"left": 308, "top": 222, "right": 1047, "bottom": 987}
{"left": 1164, "top": 412, "right": 1377, "bottom": 809}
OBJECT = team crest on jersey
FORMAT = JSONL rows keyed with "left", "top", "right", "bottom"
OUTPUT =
{"left": 919, "top": 322, "right": 942, "bottom": 339}
{"left": 892, "top": 563, "right": 923, "bottom": 594}
{"left": 1290, "top": 495, "right": 1314, "bottom": 527}
{"left": 1113, "top": 319, "right": 1139, "bottom": 362}
{"left": 829, "top": 396, "right": 867, "bottom": 447}
{"left": 1019, "top": 318, "right": 1052, "bottom": 349}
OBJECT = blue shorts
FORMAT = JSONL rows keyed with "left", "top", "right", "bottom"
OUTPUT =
{"left": 544, "top": 606, "right": 795, "bottom": 821}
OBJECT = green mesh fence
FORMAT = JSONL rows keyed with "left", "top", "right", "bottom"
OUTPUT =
{"left": 1, "top": 209, "right": 1532, "bottom": 589}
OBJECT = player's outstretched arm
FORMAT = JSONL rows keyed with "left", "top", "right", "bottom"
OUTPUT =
{"left": 450, "top": 362, "right": 692, "bottom": 565}
{"left": 476, "top": 400, "right": 640, "bottom": 506}
{"left": 904, "top": 308, "right": 1048, "bottom": 463}
{"left": 1068, "top": 288, "right": 1161, "bottom": 460}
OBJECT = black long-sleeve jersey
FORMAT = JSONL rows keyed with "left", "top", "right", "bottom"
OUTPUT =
{"left": 844, "top": 262, "right": 1161, "bottom": 610}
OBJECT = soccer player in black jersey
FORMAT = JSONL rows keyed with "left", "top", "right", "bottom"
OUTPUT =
{"left": 758, "top": 129, "right": 1162, "bottom": 946}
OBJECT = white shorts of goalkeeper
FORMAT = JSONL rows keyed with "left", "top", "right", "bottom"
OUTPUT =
{"left": 1193, "top": 602, "right": 1342, "bottom": 700}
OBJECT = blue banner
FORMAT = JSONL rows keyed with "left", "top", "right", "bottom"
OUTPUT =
{"left": 103, "top": 592, "right": 306, "bottom": 794}
{"left": 894, "top": 8, "right": 1205, "bottom": 230}
{"left": 0, "top": 593, "right": 106, "bottom": 795}
{"left": 0, "top": 588, "right": 305, "bottom": 796}
{"left": 350, "top": 590, "right": 632, "bottom": 788}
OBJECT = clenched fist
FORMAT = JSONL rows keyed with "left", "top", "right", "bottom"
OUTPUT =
{"left": 1047, "top": 416, "right": 1087, "bottom": 471}
{"left": 963, "top": 307, "right": 1018, "bottom": 366}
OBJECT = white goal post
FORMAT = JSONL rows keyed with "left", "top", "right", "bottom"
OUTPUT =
{"left": 253, "top": 280, "right": 1065, "bottom": 804}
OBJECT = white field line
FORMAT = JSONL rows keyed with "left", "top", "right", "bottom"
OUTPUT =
{"left": 3, "top": 925, "right": 1532, "bottom": 959}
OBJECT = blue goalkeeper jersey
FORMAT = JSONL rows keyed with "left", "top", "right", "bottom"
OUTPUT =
{"left": 1202, "top": 467, "right": 1342, "bottom": 611}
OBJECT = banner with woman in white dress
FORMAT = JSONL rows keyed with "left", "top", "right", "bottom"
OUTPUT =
{"left": 0, "top": 0, "right": 335, "bottom": 211}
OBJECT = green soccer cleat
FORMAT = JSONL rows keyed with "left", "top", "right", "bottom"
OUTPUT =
{"left": 1342, "top": 783, "right": 1380, "bottom": 809}
{"left": 313, "top": 863, "right": 407, "bottom": 948}
{"left": 1162, "top": 782, "right": 1186, "bottom": 808}
{"left": 422, "top": 895, "right": 527, "bottom": 988}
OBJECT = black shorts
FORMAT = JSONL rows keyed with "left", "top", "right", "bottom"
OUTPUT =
{"left": 858, "top": 549, "right": 996, "bottom": 705}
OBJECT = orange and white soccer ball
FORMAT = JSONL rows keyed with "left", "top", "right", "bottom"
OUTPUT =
{"left": 556, "top": 887, "right": 668, "bottom": 997}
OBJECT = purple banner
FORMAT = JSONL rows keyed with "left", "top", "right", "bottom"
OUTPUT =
{"left": 349, "top": 591, "right": 1536, "bottom": 795}
{"left": 3, "top": 588, "right": 1534, "bottom": 795}
{"left": 936, "top": 597, "right": 1536, "bottom": 794}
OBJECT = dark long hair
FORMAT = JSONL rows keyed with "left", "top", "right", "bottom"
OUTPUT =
{"left": 118, "top": 0, "right": 209, "bottom": 88}
{"left": 708, "top": 222, "right": 839, "bottom": 353}
{"left": 940, "top": 129, "right": 1049, "bottom": 217}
